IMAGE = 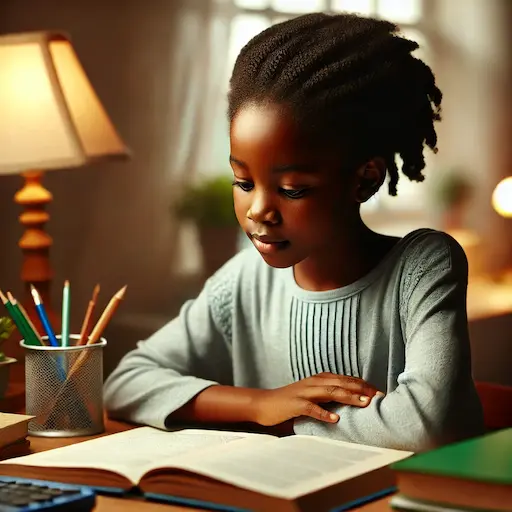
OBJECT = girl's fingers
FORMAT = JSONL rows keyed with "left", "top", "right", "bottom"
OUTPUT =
{"left": 304, "top": 385, "right": 372, "bottom": 407}
{"left": 313, "top": 375, "right": 380, "bottom": 398}
{"left": 296, "top": 399, "right": 339, "bottom": 423}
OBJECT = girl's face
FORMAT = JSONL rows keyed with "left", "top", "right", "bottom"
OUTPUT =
{"left": 230, "top": 102, "right": 360, "bottom": 269}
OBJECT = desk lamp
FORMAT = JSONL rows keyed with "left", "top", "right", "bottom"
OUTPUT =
{"left": 0, "top": 31, "right": 129, "bottom": 312}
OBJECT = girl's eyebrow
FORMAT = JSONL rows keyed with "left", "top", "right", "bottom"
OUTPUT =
{"left": 272, "top": 163, "right": 316, "bottom": 174}
{"left": 229, "top": 155, "right": 315, "bottom": 173}
{"left": 229, "top": 155, "right": 248, "bottom": 169}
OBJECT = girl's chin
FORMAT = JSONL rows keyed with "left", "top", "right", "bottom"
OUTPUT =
{"left": 255, "top": 246, "right": 300, "bottom": 269}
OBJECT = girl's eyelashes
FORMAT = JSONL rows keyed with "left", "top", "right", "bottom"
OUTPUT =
{"left": 232, "top": 179, "right": 254, "bottom": 192}
{"left": 232, "top": 179, "right": 310, "bottom": 199}
{"left": 281, "top": 188, "right": 309, "bottom": 199}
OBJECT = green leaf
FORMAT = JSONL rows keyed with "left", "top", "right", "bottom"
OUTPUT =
{"left": 0, "top": 317, "right": 14, "bottom": 342}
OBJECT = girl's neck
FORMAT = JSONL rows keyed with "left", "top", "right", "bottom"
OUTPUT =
{"left": 293, "top": 220, "right": 398, "bottom": 292}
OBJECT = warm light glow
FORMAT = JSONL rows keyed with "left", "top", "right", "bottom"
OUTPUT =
{"left": 0, "top": 31, "right": 128, "bottom": 175}
{"left": 492, "top": 177, "right": 512, "bottom": 218}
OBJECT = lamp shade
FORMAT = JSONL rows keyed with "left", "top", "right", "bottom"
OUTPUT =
{"left": 0, "top": 31, "right": 129, "bottom": 175}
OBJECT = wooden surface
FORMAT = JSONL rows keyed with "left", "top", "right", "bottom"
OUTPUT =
{"left": 25, "top": 418, "right": 391, "bottom": 511}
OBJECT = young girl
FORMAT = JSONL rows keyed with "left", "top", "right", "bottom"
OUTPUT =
{"left": 104, "top": 12, "right": 484, "bottom": 451}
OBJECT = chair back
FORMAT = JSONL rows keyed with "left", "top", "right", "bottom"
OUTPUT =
{"left": 475, "top": 381, "right": 512, "bottom": 430}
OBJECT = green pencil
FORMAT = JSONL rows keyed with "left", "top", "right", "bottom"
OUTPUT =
{"left": 6, "top": 292, "right": 40, "bottom": 346}
{"left": 61, "top": 280, "right": 70, "bottom": 347}
{"left": 0, "top": 290, "right": 38, "bottom": 345}
{"left": 8, "top": 292, "right": 44, "bottom": 346}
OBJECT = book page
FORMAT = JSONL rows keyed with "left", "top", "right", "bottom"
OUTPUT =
{"left": 169, "top": 435, "right": 413, "bottom": 499}
{"left": 0, "top": 413, "right": 34, "bottom": 429}
{"left": 0, "top": 427, "right": 272, "bottom": 485}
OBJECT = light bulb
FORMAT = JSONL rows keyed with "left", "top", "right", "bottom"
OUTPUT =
{"left": 492, "top": 177, "right": 512, "bottom": 218}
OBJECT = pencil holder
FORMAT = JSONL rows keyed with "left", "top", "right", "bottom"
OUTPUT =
{"left": 21, "top": 335, "right": 106, "bottom": 437}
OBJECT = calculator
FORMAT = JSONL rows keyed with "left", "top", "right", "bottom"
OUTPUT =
{"left": 0, "top": 476, "right": 96, "bottom": 511}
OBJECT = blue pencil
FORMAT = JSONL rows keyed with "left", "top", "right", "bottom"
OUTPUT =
{"left": 30, "top": 285, "right": 59, "bottom": 347}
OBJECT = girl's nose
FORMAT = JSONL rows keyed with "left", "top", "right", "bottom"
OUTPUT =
{"left": 247, "top": 191, "right": 280, "bottom": 225}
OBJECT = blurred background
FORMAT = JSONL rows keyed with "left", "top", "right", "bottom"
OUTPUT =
{"left": 0, "top": 0, "right": 511, "bottom": 386}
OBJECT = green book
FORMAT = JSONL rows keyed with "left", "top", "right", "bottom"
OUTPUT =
{"left": 392, "top": 429, "right": 512, "bottom": 511}
{"left": 392, "top": 429, "right": 512, "bottom": 484}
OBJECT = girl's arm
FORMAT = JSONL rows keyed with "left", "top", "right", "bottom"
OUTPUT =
{"left": 170, "top": 385, "right": 263, "bottom": 425}
{"left": 293, "top": 235, "right": 485, "bottom": 452}
{"left": 103, "top": 255, "right": 241, "bottom": 430}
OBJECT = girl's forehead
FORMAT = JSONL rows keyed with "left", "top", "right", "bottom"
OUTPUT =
{"left": 230, "top": 103, "right": 349, "bottom": 174}
{"left": 230, "top": 102, "right": 306, "bottom": 150}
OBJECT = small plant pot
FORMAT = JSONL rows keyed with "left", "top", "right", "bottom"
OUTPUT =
{"left": 0, "top": 357, "right": 16, "bottom": 400}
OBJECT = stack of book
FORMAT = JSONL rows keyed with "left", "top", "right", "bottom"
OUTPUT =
{"left": 391, "top": 428, "right": 512, "bottom": 511}
{"left": 0, "top": 412, "right": 33, "bottom": 460}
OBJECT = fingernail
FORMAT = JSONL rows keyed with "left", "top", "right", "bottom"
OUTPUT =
{"left": 376, "top": 391, "right": 385, "bottom": 397}
{"left": 330, "top": 413, "right": 339, "bottom": 421}
{"left": 359, "top": 396, "right": 370, "bottom": 403}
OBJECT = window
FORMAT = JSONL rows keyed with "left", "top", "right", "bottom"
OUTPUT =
{"left": 204, "top": 0, "right": 428, "bottom": 230}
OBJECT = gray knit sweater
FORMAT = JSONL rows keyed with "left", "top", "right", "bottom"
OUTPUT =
{"left": 104, "top": 229, "right": 484, "bottom": 451}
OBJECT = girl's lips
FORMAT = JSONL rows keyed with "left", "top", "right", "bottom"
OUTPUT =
{"left": 251, "top": 236, "right": 290, "bottom": 254}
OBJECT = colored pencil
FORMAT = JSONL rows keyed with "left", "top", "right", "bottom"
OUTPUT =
{"left": 61, "top": 280, "right": 70, "bottom": 347}
{"left": 87, "top": 285, "right": 126, "bottom": 345}
{"left": 16, "top": 300, "right": 46, "bottom": 346}
{"left": 30, "top": 285, "right": 59, "bottom": 347}
{"left": 6, "top": 292, "right": 43, "bottom": 346}
{"left": 77, "top": 284, "right": 100, "bottom": 346}
{"left": 0, "top": 289, "right": 34, "bottom": 345}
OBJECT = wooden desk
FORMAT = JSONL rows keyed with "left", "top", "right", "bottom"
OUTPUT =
{"left": 25, "top": 418, "right": 392, "bottom": 511}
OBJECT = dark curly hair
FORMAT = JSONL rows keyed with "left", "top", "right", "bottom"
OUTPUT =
{"left": 227, "top": 12, "right": 442, "bottom": 196}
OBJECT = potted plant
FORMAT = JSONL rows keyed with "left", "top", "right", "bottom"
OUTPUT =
{"left": 0, "top": 317, "right": 16, "bottom": 400}
{"left": 174, "top": 175, "right": 240, "bottom": 276}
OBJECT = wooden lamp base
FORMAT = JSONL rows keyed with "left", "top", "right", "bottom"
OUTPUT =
{"left": 5, "top": 171, "right": 58, "bottom": 383}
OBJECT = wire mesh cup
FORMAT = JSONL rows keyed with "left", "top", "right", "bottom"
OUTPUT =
{"left": 21, "top": 335, "right": 106, "bottom": 437}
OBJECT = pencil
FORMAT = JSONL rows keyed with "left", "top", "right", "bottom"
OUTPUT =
{"left": 16, "top": 300, "right": 46, "bottom": 346}
{"left": 6, "top": 292, "right": 43, "bottom": 346}
{"left": 30, "top": 285, "right": 59, "bottom": 347}
{"left": 87, "top": 285, "right": 126, "bottom": 345}
{"left": 0, "top": 289, "right": 33, "bottom": 344}
{"left": 77, "top": 284, "right": 100, "bottom": 346}
{"left": 61, "top": 280, "right": 70, "bottom": 347}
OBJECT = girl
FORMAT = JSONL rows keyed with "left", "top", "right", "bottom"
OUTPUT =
{"left": 104, "top": 12, "right": 484, "bottom": 451}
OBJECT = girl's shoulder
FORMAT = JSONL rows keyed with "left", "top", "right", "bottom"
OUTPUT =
{"left": 389, "top": 229, "right": 469, "bottom": 305}
{"left": 398, "top": 228, "right": 467, "bottom": 275}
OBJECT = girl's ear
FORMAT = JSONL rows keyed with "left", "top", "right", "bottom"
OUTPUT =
{"left": 354, "top": 157, "right": 386, "bottom": 203}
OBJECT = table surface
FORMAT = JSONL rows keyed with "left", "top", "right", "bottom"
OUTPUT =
{"left": 26, "top": 418, "right": 392, "bottom": 511}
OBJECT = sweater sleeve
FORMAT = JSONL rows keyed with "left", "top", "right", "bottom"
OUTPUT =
{"left": 294, "top": 234, "right": 485, "bottom": 451}
{"left": 103, "top": 263, "right": 237, "bottom": 430}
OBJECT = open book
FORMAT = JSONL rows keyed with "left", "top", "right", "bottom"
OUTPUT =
{"left": 0, "top": 427, "right": 412, "bottom": 511}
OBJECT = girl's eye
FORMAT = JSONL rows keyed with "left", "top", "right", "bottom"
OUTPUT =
{"left": 232, "top": 180, "right": 254, "bottom": 192}
{"left": 281, "top": 188, "right": 309, "bottom": 199}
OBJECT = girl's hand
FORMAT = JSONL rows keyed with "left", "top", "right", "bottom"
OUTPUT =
{"left": 252, "top": 372, "right": 383, "bottom": 426}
